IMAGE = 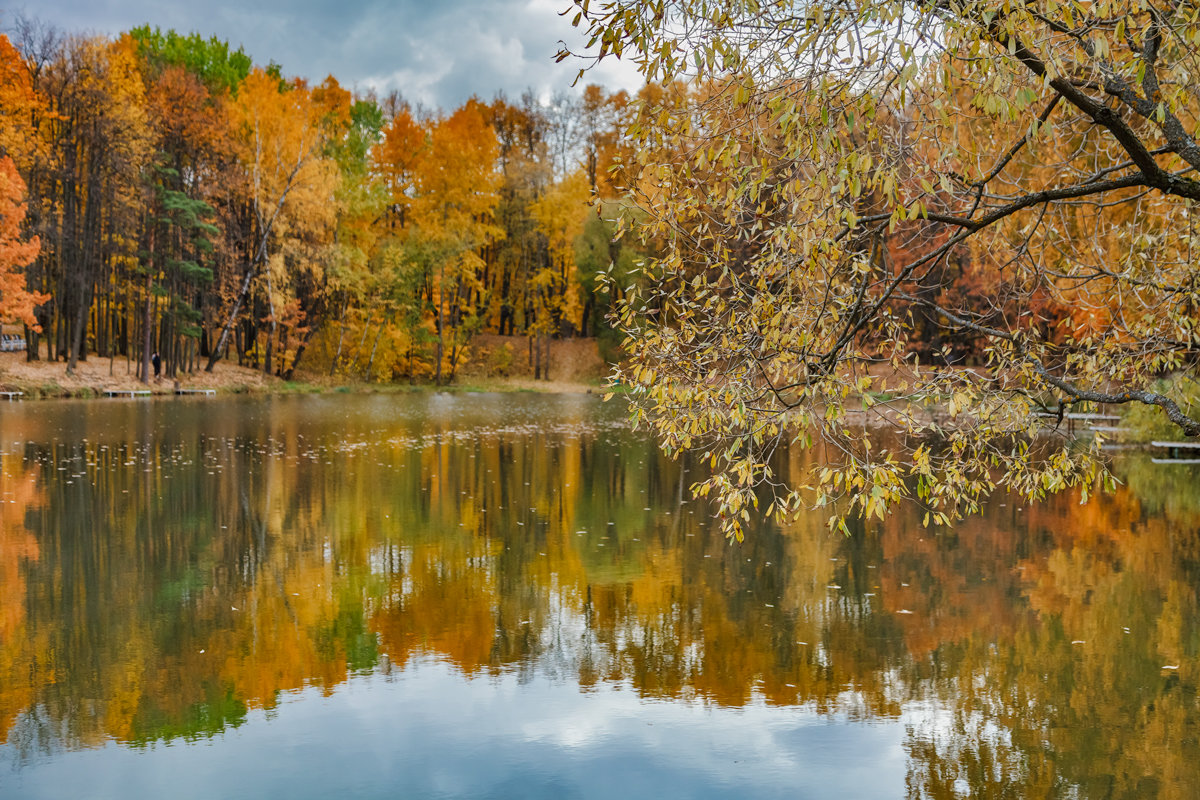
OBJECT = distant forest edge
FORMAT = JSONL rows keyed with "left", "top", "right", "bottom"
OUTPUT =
{"left": 0, "top": 18, "right": 1091, "bottom": 387}
{"left": 0, "top": 20, "right": 649, "bottom": 384}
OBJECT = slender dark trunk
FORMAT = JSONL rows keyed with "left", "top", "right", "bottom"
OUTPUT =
{"left": 352, "top": 305, "right": 373, "bottom": 374}
{"left": 263, "top": 323, "right": 274, "bottom": 376}
{"left": 282, "top": 320, "right": 320, "bottom": 380}
{"left": 141, "top": 273, "right": 153, "bottom": 384}
{"left": 208, "top": 135, "right": 315, "bottom": 371}
{"left": 364, "top": 312, "right": 391, "bottom": 380}
{"left": 435, "top": 265, "right": 445, "bottom": 385}
{"left": 330, "top": 295, "right": 348, "bottom": 376}
{"left": 206, "top": 259, "right": 258, "bottom": 372}
{"left": 66, "top": 287, "right": 89, "bottom": 375}
{"left": 533, "top": 331, "right": 541, "bottom": 380}
{"left": 580, "top": 296, "right": 593, "bottom": 338}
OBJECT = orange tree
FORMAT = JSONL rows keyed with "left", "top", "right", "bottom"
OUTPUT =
{"left": 0, "top": 34, "right": 46, "bottom": 329}
{"left": 406, "top": 101, "right": 502, "bottom": 384}
{"left": 0, "top": 155, "right": 46, "bottom": 327}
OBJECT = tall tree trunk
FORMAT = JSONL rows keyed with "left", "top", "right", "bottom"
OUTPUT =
{"left": 364, "top": 312, "right": 391, "bottom": 381}
{"left": 68, "top": 162, "right": 103, "bottom": 372}
{"left": 581, "top": 296, "right": 593, "bottom": 338}
{"left": 282, "top": 320, "right": 320, "bottom": 380}
{"left": 263, "top": 324, "right": 274, "bottom": 376}
{"left": 435, "top": 267, "right": 446, "bottom": 385}
{"left": 263, "top": 269, "right": 276, "bottom": 375}
{"left": 531, "top": 332, "right": 539, "bottom": 379}
{"left": 141, "top": 219, "right": 155, "bottom": 384}
{"left": 206, "top": 258, "right": 259, "bottom": 372}
{"left": 330, "top": 296, "right": 348, "bottom": 376}
{"left": 351, "top": 304, "right": 374, "bottom": 374}
{"left": 24, "top": 322, "right": 39, "bottom": 362}
{"left": 56, "top": 310, "right": 67, "bottom": 361}
{"left": 66, "top": 291, "right": 89, "bottom": 375}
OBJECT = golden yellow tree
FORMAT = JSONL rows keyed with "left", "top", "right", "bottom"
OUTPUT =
{"left": 0, "top": 33, "right": 41, "bottom": 167}
{"left": 206, "top": 68, "right": 336, "bottom": 373}
{"left": 530, "top": 169, "right": 591, "bottom": 360}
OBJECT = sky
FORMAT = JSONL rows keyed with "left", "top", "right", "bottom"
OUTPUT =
{"left": 2, "top": 0, "right": 644, "bottom": 110}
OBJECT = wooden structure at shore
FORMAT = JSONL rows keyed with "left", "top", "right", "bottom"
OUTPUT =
{"left": 1036, "top": 411, "right": 1124, "bottom": 435}
{"left": 101, "top": 388, "right": 216, "bottom": 398}
{"left": 1151, "top": 440, "right": 1200, "bottom": 464}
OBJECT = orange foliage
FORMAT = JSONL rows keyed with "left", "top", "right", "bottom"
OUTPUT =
{"left": 0, "top": 33, "right": 45, "bottom": 167}
{"left": 0, "top": 156, "right": 47, "bottom": 327}
{"left": 311, "top": 74, "right": 352, "bottom": 133}
{"left": 146, "top": 64, "right": 229, "bottom": 168}
{"left": 412, "top": 99, "right": 501, "bottom": 230}
{"left": 374, "top": 105, "right": 426, "bottom": 229}
{"left": 0, "top": 457, "right": 43, "bottom": 741}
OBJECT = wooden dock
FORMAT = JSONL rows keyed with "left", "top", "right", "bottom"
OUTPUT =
{"left": 0, "top": 390, "right": 23, "bottom": 400}
{"left": 1037, "top": 412, "right": 1122, "bottom": 434}
{"left": 175, "top": 388, "right": 216, "bottom": 396}
{"left": 105, "top": 389, "right": 152, "bottom": 398}
{"left": 1151, "top": 440, "right": 1200, "bottom": 464}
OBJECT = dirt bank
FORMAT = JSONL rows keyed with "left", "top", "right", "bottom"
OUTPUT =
{"left": 0, "top": 350, "right": 276, "bottom": 397}
{"left": 0, "top": 336, "right": 612, "bottom": 398}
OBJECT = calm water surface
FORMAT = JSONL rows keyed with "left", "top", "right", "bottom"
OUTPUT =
{"left": 0, "top": 393, "right": 1197, "bottom": 798}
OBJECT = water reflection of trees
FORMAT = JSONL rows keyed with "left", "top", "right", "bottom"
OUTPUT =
{"left": 0, "top": 400, "right": 1197, "bottom": 797}
{"left": 899, "top": 457, "right": 1200, "bottom": 799}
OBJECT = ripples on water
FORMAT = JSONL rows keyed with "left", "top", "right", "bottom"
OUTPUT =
{"left": 0, "top": 393, "right": 1197, "bottom": 799}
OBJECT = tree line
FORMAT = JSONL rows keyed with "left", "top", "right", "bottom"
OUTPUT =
{"left": 8, "top": 2, "right": 1195, "bottom": 431}
{"left": 0, "top": 18, "right": 649, "bottom": 384}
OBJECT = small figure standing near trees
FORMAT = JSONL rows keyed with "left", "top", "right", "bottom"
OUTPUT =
{"left": 151, "top": 352, "right": 161, "bottom": 380}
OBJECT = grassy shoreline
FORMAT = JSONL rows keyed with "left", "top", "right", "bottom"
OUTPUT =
{"left": 0, "top": 350, "right": 608, "bottom": 401}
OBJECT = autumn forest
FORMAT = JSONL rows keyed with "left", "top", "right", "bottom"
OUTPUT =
{"left": 3, "top": 11, "right": 1175, "bottom": 398}
{"left": 0, "top": 20, "right": 650, "bottom": 384}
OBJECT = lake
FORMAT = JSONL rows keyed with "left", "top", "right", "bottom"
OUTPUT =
{"left": 0, "top": 393, "right": 1197, "bottom": 798}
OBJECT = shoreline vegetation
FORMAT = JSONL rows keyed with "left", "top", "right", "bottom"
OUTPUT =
{"left": 4, "top": 339, "right": 1185, "bottom": 449}
{"left": 0, "top": 26, "right": 649, "bottom": 400}
{"left": 0, "top": 334, "right": 610, "bottom": 399}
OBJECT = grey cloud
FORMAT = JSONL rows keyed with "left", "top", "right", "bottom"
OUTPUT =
{"left": 9, "top": 0, "right": 643, "bottom": 108}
